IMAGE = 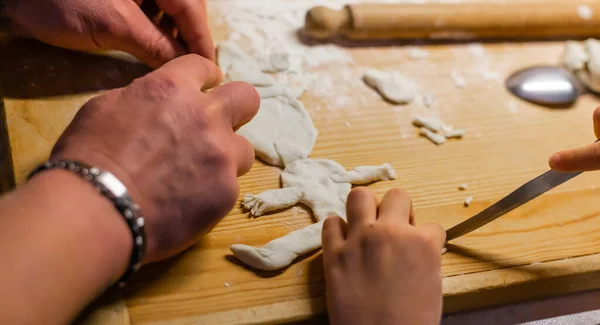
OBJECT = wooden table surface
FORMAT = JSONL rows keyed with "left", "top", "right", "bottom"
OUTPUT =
{"left": 3, "top": 1, "right": 600, "bottom": 324}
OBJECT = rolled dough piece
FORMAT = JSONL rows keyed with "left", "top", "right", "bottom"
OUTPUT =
{"left": 236, "top": 93, "right": 318, "bottom": 167}
{"left": 233, "top": 158, "right": 396, "bottom": 270}
{"left": 217, "top": 41, "right": 274, "bottom": 86}
{"left": 420, "top": 127, "right": 446, "bottom": 145}
{"left": 412, "top": 116, "right": 442, "bottom": 133}
{"left": 362, "top": 68, "right": 416, "bottom": 104}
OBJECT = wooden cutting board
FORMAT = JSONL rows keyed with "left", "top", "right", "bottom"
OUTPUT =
{"left": 3, "top": 1, "right": 600, "bottom": 324}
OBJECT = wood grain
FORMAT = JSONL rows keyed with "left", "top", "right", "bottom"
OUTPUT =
{"left": 3, "top": 1, "right": 600, "bottom": 324}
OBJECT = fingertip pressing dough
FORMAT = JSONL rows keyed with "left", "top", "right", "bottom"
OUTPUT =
{"left": 362, "top": 68, "right": 416, "bottom": 104}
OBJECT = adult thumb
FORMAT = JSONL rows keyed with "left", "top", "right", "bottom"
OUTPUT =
{"left": 111, "top": 3, "right": 186, "bottom": 69}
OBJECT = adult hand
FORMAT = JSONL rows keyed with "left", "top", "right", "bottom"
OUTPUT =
{"left": 3, "top": 0, "right": 215, "bottom": 68}
{"left": 52, "top": 54, "right": 259, "bottom": 262}
{"left": 549, "top": 106, "right": 600, "bottom": 172}
{"left": 322, "top": 188, "right": 445, "bottom": 325}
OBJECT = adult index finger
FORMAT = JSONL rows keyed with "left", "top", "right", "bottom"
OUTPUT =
{"left": 549, "top": 142, "right": 600, "bottom": 172}
{"left": 158, "top": 54, "right": 222, "bottom": 90}
{"left": 156, "top": 0, "right": 216, "bottom": 61}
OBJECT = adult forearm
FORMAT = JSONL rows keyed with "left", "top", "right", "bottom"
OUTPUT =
{"left": 0, "top": 170, "right": 131, "bottom": 324}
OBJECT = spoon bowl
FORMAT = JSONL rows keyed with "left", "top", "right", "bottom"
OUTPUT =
{"left": 506, "top": 66, "right": 583, "bottom": 107}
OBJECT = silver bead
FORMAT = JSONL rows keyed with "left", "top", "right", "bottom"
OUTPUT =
{"left": 136, "top": 218, "right": 145, "bottom": 227}
{"left": 135, "top": 236, "right": 143, "bottom": 246}
{"left": 89, "top": 167, "right": 100, "bottom": 176}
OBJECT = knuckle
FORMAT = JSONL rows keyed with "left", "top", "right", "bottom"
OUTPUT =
{"left": 146, "top": 33, "right": 172, "bottom": 61}
{"left": 413, "top": 231, "right": 439, "bottom": 254}
{"left": 388, "top": 188, "right": 411, "bottom": 201}
{"left": 203, "top": 141, "right": 234, "bottom": 168}
{"left": 348, "top": 187, "right": 373, "bottom": 203}
{"left": 336, "top": 247, "right": 358, "bottom": 266}
{"left": 360, "top": 226, "right": 386, "bottom": 248}
{"left": 130, "top": 73, "right": 181, "bottom": 101}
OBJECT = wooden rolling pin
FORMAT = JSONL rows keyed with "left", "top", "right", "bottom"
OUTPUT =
{"left": 304, "top": 2, "right": 600, "bottom": 40}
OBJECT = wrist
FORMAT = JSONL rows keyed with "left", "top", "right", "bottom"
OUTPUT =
{"left": 26, "top": 168, "right": 133, "bottom": 285}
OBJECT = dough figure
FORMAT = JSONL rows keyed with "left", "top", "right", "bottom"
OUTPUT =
{"left": 231, "top": 143, "right": 396, "bottom": 271}
{"left": 217, "top": 40, "right": 396, "bottom": 271}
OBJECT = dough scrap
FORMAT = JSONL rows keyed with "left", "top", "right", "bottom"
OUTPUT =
{"left": 444, "top": 128, "right": 466, "bottom": 139}
{"left": 562, "top": 41, "right": 588, "bottom": 71}
{"left": 413, "top": 116, "right": 442, "bottom": 133}
{"left": 464, "top": 196, "right": 473, "bottom": 207}
{"left": 420, "top": 127, "right": 446, "bottom": 145}
{"left": 363, "top": 69, "right": 416, "bottom": 104}
{"left": 561, "top": 39, "right": 600, "bottom": 93}
{"left": 234, "top": 159, "right": 396, "bottom": 270}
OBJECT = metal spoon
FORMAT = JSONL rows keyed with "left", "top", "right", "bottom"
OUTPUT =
{"left": 506, "top": 66, "right": 583, "bottom": 107}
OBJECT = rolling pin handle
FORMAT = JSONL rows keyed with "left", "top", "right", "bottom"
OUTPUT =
{"left": 304, "top": 6, "right": 351, "bottom": 39}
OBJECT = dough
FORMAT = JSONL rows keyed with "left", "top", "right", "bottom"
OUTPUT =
{"left": 561, "top": 38, "right": 600, "bottom": 93}
{"left": 220, "top": 40, "right": 396, "bottom": 271}
{"left": 362, "top": 69, "right": 416, "bottom": 104}
{"left": 413, "top": 116, "right": 442, "bottom": 133}
{"left": 420, "top": 128, "right": 446, "bottom": 145}
{"left": 217, "top": 41, "right": 314, "bottom": 166}
{"left": 217, "top": 41, "right": 274, "bottom": 86}
{"left": 232, "top": 158, "right": 396, "bottom": 270}
{"left": 256, "top": 85, "right": 303, "bottom": 99}
{"left": 562, "top": 41, "right": 588, "bottom": 71}
{"left": 259, "top": 52, "right": 290, "bottom": 73}
{"left": 236, "top": 94, "right": 317, "bottom": 167}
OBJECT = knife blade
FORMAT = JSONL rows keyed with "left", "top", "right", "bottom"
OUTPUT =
{"left": 445, "top": 169, "right": 582, "bottom": 241}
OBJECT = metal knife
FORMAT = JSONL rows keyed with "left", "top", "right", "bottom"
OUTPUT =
{"left": 445, "top": 169, "right": 583, "bottom": 241}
